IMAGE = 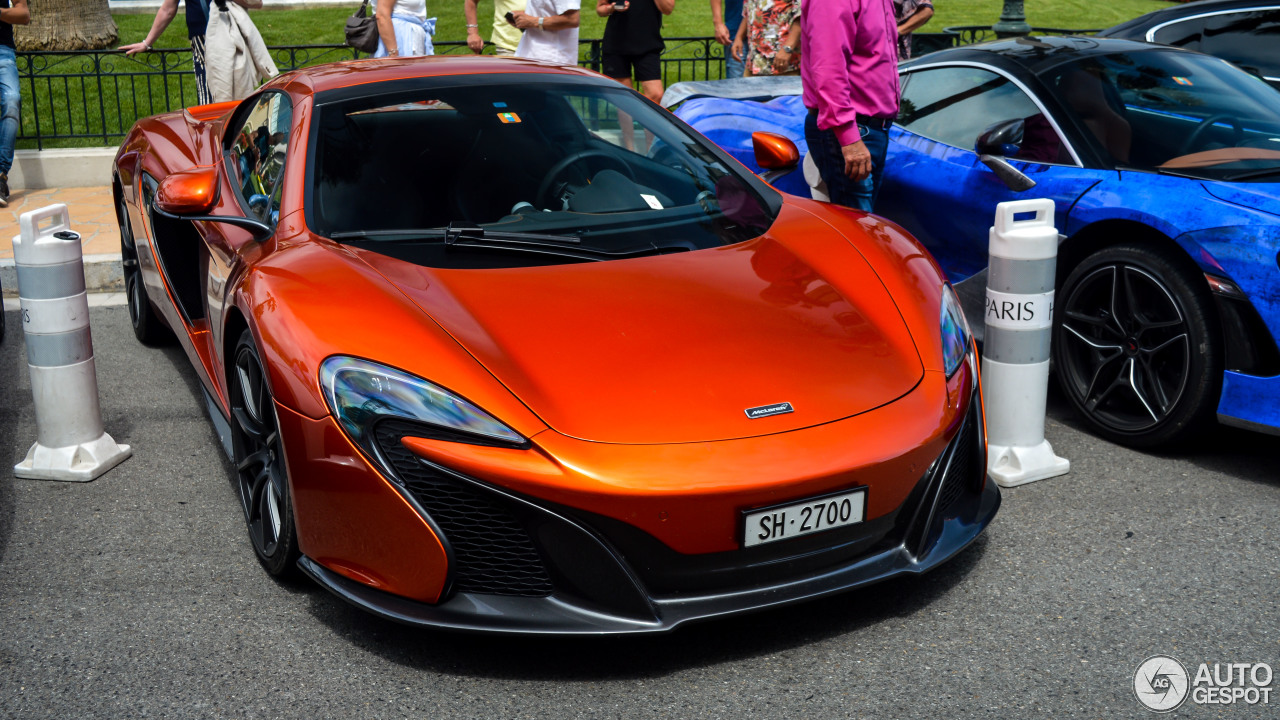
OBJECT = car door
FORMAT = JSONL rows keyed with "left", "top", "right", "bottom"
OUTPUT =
{"left": 877, "top": 63, "right": 1106, "bottom": 284}
{"left": 207, "top": 91, "right": 294, "bottom": 377}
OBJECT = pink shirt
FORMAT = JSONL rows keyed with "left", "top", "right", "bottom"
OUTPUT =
{"left": 801, "top": 0, "right": 900, "bottom": 146}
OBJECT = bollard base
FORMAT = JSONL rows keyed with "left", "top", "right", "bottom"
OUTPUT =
{"left": 14, "top": 433, "right": 132, "bottom": 482}
{"left": 987, "top": 440, "right": 1069, "bottom": 488}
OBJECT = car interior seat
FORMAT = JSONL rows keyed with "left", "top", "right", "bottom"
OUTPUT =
{"left": 1058, "top": 67, "right": 1132, "bottom": 164}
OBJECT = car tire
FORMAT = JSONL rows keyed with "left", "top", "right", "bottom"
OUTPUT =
{"left": 1052, "top": 242, "right": 1222, "bottom": 448}
{"left": 118, "top": 199, "right": 170, "bottom": 345}
{"left": 230, "top": 328, "right": 300, "bottom": 576}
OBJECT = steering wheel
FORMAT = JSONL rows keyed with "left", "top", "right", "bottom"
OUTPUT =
{"left": 536, "top": 149, "right": 636, "bottom": 209}
{"left": 1179, "top": 114, "right": 1245, "bottom": 156}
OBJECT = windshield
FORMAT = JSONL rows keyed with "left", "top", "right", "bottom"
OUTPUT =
{"left": 1041, "top": 50, "right": 1280, "bottom": 179}
{"left": 308, "top": 77, "right": 779, "bottom": 268}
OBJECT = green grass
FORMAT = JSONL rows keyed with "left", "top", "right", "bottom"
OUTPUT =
{"left": 22, "top": 1, "right": 1173, "bottom": 150}
{"left": 112, "top": 0, "right": 1177, "bottom": 50}
{"left": 929, "top": 0, "right": 1173, "bottom": 30}
{"left": 111, "top": 4, "right": 727, "bottom": 51}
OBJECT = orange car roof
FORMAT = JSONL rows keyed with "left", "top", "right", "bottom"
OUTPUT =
{"left": 269, "top": 55, "right": 604, "bottom": 97}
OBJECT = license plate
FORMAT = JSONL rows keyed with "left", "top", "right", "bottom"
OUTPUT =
{"left": 742, "top": 488, "right": 867, "bottom": 548}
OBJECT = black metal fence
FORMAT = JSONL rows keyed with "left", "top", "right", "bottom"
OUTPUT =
{"left": 13, "top": 37, "right": 733, "bottom": 150}
{"left": 13, "top": 28, "right": 1094, "bottom": 150}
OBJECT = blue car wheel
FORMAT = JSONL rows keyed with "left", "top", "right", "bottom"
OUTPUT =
{"left": 1053, "top": 243, "right": 1223, "bottom": 448}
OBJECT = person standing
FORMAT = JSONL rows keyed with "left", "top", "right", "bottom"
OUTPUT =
{"left": 121, "top": 0, "right": 263, "bottom": 106}
{"left": 596, "top": 0, "right": 673, "bottom": 104}
{"left": 464, "top": 0, "right": 525, "bottom": 56}
{"left": 512, "top": 0, "right": 581, "bottom": 66}
{"left": 0, "top": 0, "right": 29, "bottom": 207}
{"left": 710, "top": 0, "right": 744, "bottom": 80}
{"left": 374, "top": 0, "right": 436, "bottom": 57}
{"left": 894, "top": 0, "right": 933, "bottom": 60}
{"left": 204, "top": 0, "right": 276, "bottom": 102}
{"left": 730, "top": 0, "right": 801, "bottom": 77}
{"left": 801, "top": 0, "right": 898, "bottom": 212}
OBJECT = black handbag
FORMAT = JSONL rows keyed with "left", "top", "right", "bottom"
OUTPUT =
{"left": 345, "top": 0, "right": 380, "bottom": 54}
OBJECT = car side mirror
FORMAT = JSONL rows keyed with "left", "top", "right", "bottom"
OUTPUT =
{"left": 975, "top": 118, "right": 1025, "bottom": 157}
{"left": 155, "top": 166, "right": 219, "bottom": 215}
{"left": 752, "top": 131, "right": 800, "bottom": 184}
{"left": 979, "top": 155, "right": 1037, "bottom": 192}
{"left": 151, "top": 166, "right": 274, "bottom": 242}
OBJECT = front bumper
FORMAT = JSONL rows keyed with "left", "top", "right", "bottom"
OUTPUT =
{"left": 298, "top": 389, "right": 999, "bottom": 635}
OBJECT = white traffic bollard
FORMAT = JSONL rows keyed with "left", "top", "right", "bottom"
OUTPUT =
{"left": 982, "top": 199, "right": 1069, "bottom": 488}
{"left": 12, "top": 204, "right": 132, "bottom": 482}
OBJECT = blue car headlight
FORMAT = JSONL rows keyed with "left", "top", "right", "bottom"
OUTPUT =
{"left": 319, "top": 356, "right": 526, "bottom": 457}
{"left": 940, "top": 284, "right": 972, "bottom": 379}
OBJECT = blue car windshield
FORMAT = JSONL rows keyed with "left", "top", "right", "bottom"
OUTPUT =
{"left": 307, "top": 78, "right": 779, "bottom": 267}
{"left": 1042, "top": 50, "right": 1280, "bottom": 180}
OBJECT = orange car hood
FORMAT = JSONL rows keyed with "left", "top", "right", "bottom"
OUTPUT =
{"left": 353, "top": 213, "right": 923, "bottom": 444}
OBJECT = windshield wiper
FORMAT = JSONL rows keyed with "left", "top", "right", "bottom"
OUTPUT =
{"left": 329, "top": 224, "right": 582, "bottom": 245}
{"left": 332, "top": 222, "right": 684, "bottom": 262}
{"left": 443, "top": 221, "right": 582, "bottom": 246}
{"left": 329, "top": 228, "right": 448, "bottom": 240}
{"left": 1223, "top": 166, "right": 1280, "bottom": 182}
{"left": 1154, "top": 167, "right": 1204, "bottom": 180}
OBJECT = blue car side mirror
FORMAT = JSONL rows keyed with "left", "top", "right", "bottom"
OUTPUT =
{"left": 975, "top": 118, "right": 1025, "bottom": 157}
{"left": 975, "top": 118, "right": 1035, "bottom": 192}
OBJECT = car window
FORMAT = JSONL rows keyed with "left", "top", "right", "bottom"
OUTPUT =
{"left": 1041, "top": 50, "right": 1280, "bottom": 177}
{"left": 563, "top": 95, "right": 653, "bottom": 156}
{"left": 1197, "top": 10, "right": 1280, "bottom": 80}
{"left": 1151, "top": 17, "right": 1206, "bottom": 49}
{"left": 227, "top": 92, "right": 293, "bottom": 226}
{"left": 308, "top": 79, "right": 778, "bottom": 269}
{"left": 898, "top": 66, "right": 1068, "bottom": 163}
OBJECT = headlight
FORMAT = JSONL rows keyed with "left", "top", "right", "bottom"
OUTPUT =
{"left": 940, "top": 284, "right": 972, "bottom": 379}
{"left": 319, "top": 356, "right": 525, "bottom": 460}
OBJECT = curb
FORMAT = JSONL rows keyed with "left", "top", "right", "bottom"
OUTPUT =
{"left": 1, "top": 254, "right": 123, "bottom": 298}
{"left": 9, "top": 148, "right": 117, "bottom": 191}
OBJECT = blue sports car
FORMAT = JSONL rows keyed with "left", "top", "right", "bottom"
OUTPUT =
{"left": 669, "top": 37, "right": 1280, "bottom": 448}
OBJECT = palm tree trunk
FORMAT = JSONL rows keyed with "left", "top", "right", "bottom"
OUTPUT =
{"left": 15, "top": 0, "right": 119, "bottom": 51}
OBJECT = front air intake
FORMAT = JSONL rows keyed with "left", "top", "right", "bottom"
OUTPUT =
{"left": 374, "top": 421, "right": 554, "bottom": 597}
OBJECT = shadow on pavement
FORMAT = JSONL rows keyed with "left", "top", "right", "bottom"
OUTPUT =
{"left": 1045, "top": 378, "right": 1279, "bottom": 487}
{"left": 300, "top": 533, "right": 990, "bottom": 680}
{"left": 1183, "top": 423, "right": 1280, "bottom": 488}
{"left": 0, "top": 307, "right": 27, "bottom": 564}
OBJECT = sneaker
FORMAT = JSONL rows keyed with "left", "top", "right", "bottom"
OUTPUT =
{"left": 0, "top": 173, "right": 8, "bottom": 208}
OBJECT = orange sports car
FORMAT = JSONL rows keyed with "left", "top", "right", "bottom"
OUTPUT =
{"left": 112, "top": 57, "right": 997, "bottom": 634}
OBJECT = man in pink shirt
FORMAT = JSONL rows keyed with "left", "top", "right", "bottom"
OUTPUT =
{"left": 801, "top": 0, "right": 899, "bottom": 212}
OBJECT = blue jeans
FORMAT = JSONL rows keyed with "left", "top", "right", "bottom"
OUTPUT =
{"left": 724, "top": 52, "right": 745, "bottom": 80}
{"left": 804, "top": 109, "right": 890, "bottom": 213}
{"left": 0, "top": 45, "right": 19, "bottom": 176}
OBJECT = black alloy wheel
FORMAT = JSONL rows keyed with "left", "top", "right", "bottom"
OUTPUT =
{"left": 230, "top": 329, "right": 299, "bottom": 576}
{"left": 1052, "top": 243, "right": 1222, "bottom": 448}
{"left": 117, "top": 198, "right": 169, "bottom": 345}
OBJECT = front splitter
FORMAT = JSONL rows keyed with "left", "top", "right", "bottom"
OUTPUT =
{"left": 298, "top": 479, "right": 1000, "bottom": 636}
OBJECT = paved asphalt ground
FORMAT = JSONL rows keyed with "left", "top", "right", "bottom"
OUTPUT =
{"left": 1, "top": 303, "right": 1277, "bottom": 719}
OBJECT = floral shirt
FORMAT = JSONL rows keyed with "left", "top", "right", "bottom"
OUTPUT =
{"left": 893, "top": 0, "right": 933, "bottom": 59}
{"left": 744, "top": 0, "right": 801, "bottom": 76}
